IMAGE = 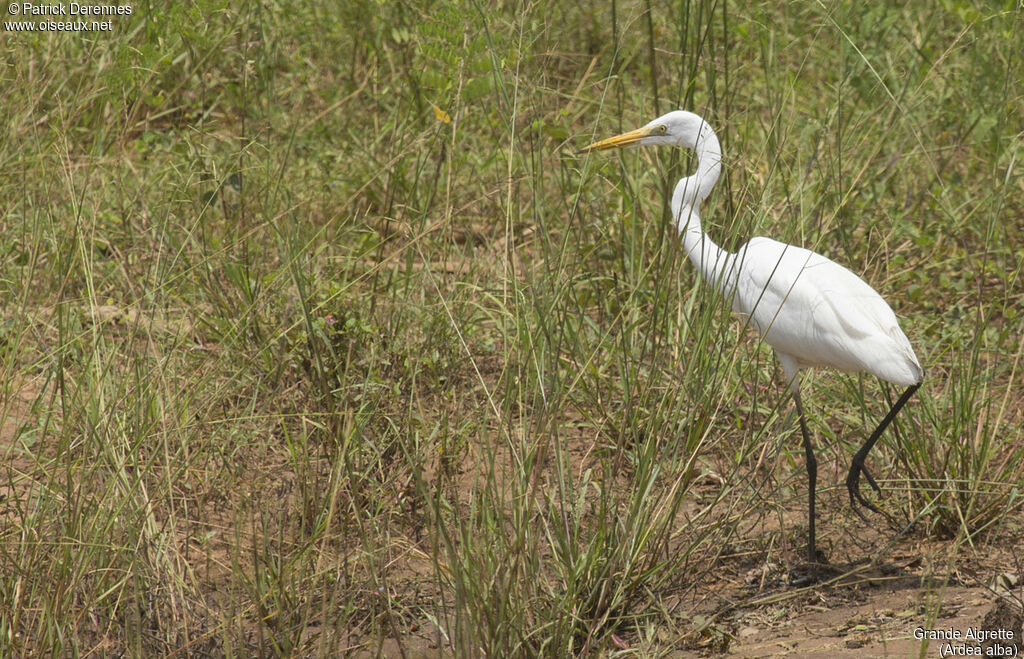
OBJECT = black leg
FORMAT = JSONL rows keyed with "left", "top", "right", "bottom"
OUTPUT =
{"left": 846, "top": 383, "right": 922, "bottom": 521}
{"left": 793, "top": 390, "right": 817, "bottom": 564}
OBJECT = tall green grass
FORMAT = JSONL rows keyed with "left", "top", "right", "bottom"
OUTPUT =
{"left": 0, "top": 0, "right": 1021, "bottom": 654}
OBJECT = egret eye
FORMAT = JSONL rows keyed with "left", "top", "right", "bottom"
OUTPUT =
{"left": 657, "top": 125, "right": 668, "bottom": 134}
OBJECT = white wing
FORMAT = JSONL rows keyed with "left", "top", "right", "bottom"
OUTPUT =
{"left": 730, "top": 237, "right": 922, "bottom": 386}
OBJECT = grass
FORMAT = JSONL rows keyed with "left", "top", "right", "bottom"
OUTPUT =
{"left": 1, "top": 0, "right": 1022, "bottom": 655}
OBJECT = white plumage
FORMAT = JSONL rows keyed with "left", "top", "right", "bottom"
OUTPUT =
{"left": 731, "top": 238, "right": 922, "bottom": 386}
{"left": 581, "top": 110, "right": 923, "bottom": 565}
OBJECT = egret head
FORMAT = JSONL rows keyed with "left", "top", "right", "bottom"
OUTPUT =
{"left": 578, "top": 110, "right": 713, "bottom": 153}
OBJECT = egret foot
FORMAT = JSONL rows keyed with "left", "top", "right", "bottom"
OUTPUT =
{"left": 846, "top": 459, "right": 882, "bottom": 522}
{"left": 787, "top": 559, "right": 839, "bottom": 587}
{"left": 845, "top": 382, "right": 922, "bottom": 523}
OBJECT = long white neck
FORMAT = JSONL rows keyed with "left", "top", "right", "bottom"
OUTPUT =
{"left": 691, "top": 123, "right": 722, "bottom": 204}
{"left": 672, "top": 125, "right": 734, "bottom": 294}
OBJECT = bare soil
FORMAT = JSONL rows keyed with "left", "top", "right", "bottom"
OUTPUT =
{"left": 673, "top": 475, "right": 1024, "bottom": 658}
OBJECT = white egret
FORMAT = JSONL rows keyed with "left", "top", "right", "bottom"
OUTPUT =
{"left": 580, "top": 110, "right": 923, "bottom": 564}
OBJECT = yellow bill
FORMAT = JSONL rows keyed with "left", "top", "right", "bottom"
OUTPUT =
{"left": 577, "top": 125, "right": 655, "bottom": 153}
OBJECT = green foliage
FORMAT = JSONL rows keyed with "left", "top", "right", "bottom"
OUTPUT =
{"left": 0, "top": 0, "right": 1021, "bottom": 655}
